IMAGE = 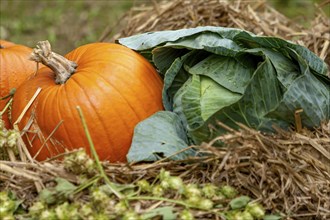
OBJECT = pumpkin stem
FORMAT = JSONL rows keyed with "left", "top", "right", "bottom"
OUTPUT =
{"left": 30, "top": 40, "right": 77, "bottom": 84}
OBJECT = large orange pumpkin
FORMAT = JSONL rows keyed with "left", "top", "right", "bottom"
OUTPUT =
{"left": 0, "top": 40, "right": 37, "bottom": 128}
{"left": 11, "top": 41, "right": 164, "bottom": 162}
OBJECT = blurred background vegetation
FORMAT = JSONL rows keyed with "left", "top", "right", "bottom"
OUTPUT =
{"left": 0, "top": 0, "right": 329, "bottom": 54}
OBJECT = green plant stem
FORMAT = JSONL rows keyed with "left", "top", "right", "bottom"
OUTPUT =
{"left": 0, "top": 98, "right": 13, "bottom": 116}
{"left": 76, "top": 106, "right": 123, "bottom": 199}
{"left": 0, "top": 88, "right": 16, "bottom": 101}
{"left": 0, "top": 94, "right": 11, "bottom": 101}
{"left": 73, "top": 175, "right": 100, "bottom": 194}
{"left": 127, "top": 196, "right": 191, "bottom": 208}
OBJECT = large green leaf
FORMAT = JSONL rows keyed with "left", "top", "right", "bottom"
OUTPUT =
{"left": 118, "top": 26, "right": 244, "bottom": 50}
{"left": 181, "top": 74, "right": 242, "bottom": 130}
{"left": 152, "top": 47, "right": 189, "bottom": 74}
{"left": 187, "top": 54, "right": 254, "bottom": 94}
{"left": 233, "top": 31, "right": 329, "bottom": 75}
{"left": 162, "top": 51, "right": 194, "bottom": 110}
{"left": 268, "top": 73, "right": 330, "bottom": 128}
{"left": 244, "top": 48, "right": 300, "bottom": 88}
{"left": 181, "top": 75, "right": 204, "bottom": 130}
{"left": 127, "top": 111, "right": 196, "bottom": 162}
{"left": 188, "top": 57, "right": 285, "bottom": 143}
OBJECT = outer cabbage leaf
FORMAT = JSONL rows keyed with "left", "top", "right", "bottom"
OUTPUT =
{"left": 118, "top": 26, "right": 244, "bottom": 50}
{"left": 127, "top": 111, "right": 196, "bottom": 162}
{"left": 119, "top": 26, "right": 328, "bottom": 77}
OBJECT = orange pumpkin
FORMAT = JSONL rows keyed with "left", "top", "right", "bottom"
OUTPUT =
{"left": 11, "top": 41, "right": 163, "bottom": 162}
{"left": 0, "top": 40, "right": 37, "bottom": 128}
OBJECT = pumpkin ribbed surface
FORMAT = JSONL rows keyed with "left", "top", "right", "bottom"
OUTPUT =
{"left": 0, "top": 40, "right": 37, "bottom": 128}
{"left": 11, "top": 42, "right": 164, "bottom": 162}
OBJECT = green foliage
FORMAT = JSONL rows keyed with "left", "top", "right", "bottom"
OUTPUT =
{"left": 120, "top": 26, "right": 329, "bottom": 161}
{"left": 0, "top": 191, "right": 22, "bottom": 219}
{"left": 141, "top": 206, "right": 177, "bottom": 220}
{"left": 0, "top": 119, "right": 19, "bottom": 160}
{"left": 229, "top": 196, "right": 251, "bottom": 209}
{"left": 38, "top": 178, "right": 77, "bottom": 205}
